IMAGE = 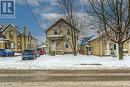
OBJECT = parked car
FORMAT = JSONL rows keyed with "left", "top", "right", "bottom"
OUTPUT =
{"left": 5, "top": 49, "right": 15, "bottom": 56}
{"left": 36, "top": 49, "right": 40, "bottom": 57}
{"left": 22, "top": 49, "right": 38, "bottom": 60}
{"left": 0, "top": 49, "right": 6, "bottom": 56}
{"left": 38, "top": 48, "right": 46, "bottom": 55}
{"left": 0, "top": 49, "right": 15, "bottom": 57}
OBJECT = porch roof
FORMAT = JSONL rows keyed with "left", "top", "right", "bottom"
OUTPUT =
{"left": 47, "top": 35, "right": 64, "bottom": 40}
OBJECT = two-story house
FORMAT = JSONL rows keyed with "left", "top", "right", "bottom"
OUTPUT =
{"left": 45, "top": 18, "right": 80, "bottom": 55}
{"left": 0, "top": 24, "right": 38, "bottom": 52}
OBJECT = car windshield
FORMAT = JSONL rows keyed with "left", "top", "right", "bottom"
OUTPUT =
{"left": 23, "top": 50, "right": 35, "bottom": 54}
{"left": 5, "top": 49, "right": 11, "bottom": 51}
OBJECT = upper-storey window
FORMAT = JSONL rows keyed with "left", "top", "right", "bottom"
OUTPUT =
{"left": 53, "top": 28, "right": 58, "bottom": 35}
{"left": 67, "top": 29, "right": 70, "bottom": 35}
{"left": 9, "top": 30, "right": 14, "bottom": 40}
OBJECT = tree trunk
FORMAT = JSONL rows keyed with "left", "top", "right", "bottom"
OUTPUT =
{"left": 73, "top": 31, "right": 77, "bottom": 56}
{"left": 73, "top": 46, "right": 77, "bottom": 56}
{"left": 118, "top": 42, "right": 123, "bottom": 60}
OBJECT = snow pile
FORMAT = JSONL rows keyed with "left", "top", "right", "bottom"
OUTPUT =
{"left": 0, "top": 55, "right": 130, "bottom": 70}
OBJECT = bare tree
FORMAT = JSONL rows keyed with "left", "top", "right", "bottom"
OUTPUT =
{"left": 83, "top": 0, "right": 130, "bottom": 60}
{"left": 57, "top": 0, "right": 79, "bottom": 55}
{"left": 23, "top": 26, "right": 28, "bottom": 49}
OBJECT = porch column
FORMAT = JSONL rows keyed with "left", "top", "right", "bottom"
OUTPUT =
{"left": 106, "top": 42, "right": 110, "bottom": 55}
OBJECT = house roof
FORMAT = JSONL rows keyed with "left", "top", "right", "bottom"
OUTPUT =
{"left": 1, "top": 24, "right": 23, "bottom": 36}
{"left": 0, "top": 35, "right": 6, "bottom": 39}
{"left": 0, "top": 24, "right": 38, "bottom": 41}
{"left": 38, "top": 44, "right": 47, "bottom": 48}
{"left": 45, "top": 18, "right": 80, "bottom": 33}
{"left": 31, "top": 36, "right": 38, "bottom": 41}
{"left": 88, "top": 35, "right": 99, "bottom": 42}
{"left": 80, "top": 36, "right": 94, "bottom": 46}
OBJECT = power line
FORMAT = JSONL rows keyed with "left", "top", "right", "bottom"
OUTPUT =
{"left": 23, "top": 0, "right": 43, "bottom": 29}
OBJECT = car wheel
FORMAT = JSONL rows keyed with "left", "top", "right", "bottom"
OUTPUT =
{"left": 12, "top": 54, "right": 14, "bottom": 56}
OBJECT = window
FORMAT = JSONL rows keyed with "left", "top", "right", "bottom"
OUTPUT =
{"left": 10, "top": 42, "right": 14, "bottom": 49}
{"left": 52, "top": 40, "right": 55, "bottom": 43}
{"left": 114, "top": 44, "right": 116, "bottom": 50}
{"left": 64, "top": 41, "right": 69, "bottom": 48}
{"left": 56, "top": 42, "right": 59, "bottom": 47}
{"left": 67, "top": 29, "right": 70, "bottom": 35}
{"left": 9, "top": 30, "right": 14, "bottom": 40}
{"left": 17, "top": 41, "right": 21, "bottom": 49}
{"left": 54, "top": 29, "right": 58, "bottom": 35}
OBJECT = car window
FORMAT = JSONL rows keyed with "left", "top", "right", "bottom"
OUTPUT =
{"left": 23, "top": 50, "right": 35, "bottom": 54}
{"left": 5, "top": 49, "right": 11, "bottom": 51}
{"left": 0, "top": 49, "right": 5, "bottom": 51}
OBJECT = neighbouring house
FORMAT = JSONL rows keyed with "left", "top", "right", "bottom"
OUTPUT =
{"left": 0, "top": 35, "right": 6, "bottom": 49}
{"left": 79, "top": 36, "right": 93, "bottom": 55}
{"left": 81, "top": 32, "right": 130, "bottom": 57}
{"left": 29, "top": 36, "right": 38, "bottom": 48}
{"left": 38, "top": 43, "right": 47, "bottom": 54}
{"left": 0, "top": 24, "right": 38, "bottom": 52}
{"left": 45, "top": 18, "right": 80, "bottom": 55}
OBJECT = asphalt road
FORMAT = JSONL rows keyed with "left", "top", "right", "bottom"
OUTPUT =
{"left": 0, "top": 69, "right": 130, "bottom": 87}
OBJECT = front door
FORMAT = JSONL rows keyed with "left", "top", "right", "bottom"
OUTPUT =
{"left": 51, "top": 42, "right": 56, "bottom": 50}
{"left": 88, "top": 47, "right": 91, "bottom": 55}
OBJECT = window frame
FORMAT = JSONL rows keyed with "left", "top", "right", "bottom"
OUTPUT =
{"left": 53, "top": 28, "right": 58, "bottom": 35}
{"left": 17, "top": 41, "right": 21, "bottom": 49}
{"left": 64, "top": 41, "right": 69, "bottom": 48}
{"left": 67, "top": 29, "right": 70, "bottom": 35}
{"left": 9, "top": 30, "right": 14, "bottom": 40}
{"left": 10, "top": 41, "right": 14, "bottom": 49}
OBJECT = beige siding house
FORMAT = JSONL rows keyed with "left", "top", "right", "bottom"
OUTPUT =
{"left": 83, "top": 34, "right": 130, "bottom": 57}
{"left": 45, "top": 18, "right": 79, "bottom": 55}
{"left": 0, "top": 24, "right": 38, "bottom": 52}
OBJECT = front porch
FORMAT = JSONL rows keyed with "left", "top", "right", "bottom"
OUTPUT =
{"left": 47, "top": 35, "right": 65, "bottom": 55}
{"left": 104, "top": 41, "right": 118, "bottom": 57}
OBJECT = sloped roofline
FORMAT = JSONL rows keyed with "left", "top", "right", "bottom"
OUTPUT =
{"left": 31, "top": 36, "right": 38, "bottom": 41}
{"left": 45, "top": 18, "right": 80, "bottom": 32}
{"left": 1, "top": 24, "right": 24, "bottom": 36}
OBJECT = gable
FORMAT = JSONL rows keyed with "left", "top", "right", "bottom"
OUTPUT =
{"left": 1, "top": 24, "right": 21, "bottom": 36}
{"left": 45, "top": 18, "right": 80, "bottom": 33}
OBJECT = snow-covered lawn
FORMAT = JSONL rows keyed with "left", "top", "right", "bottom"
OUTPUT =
{"left": 0, "top": 54, "right": 130, "bottom": 70}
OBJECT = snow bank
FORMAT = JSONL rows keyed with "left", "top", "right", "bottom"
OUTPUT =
{"left": 0, "top": 55, "right": 130, "bottom": 70}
